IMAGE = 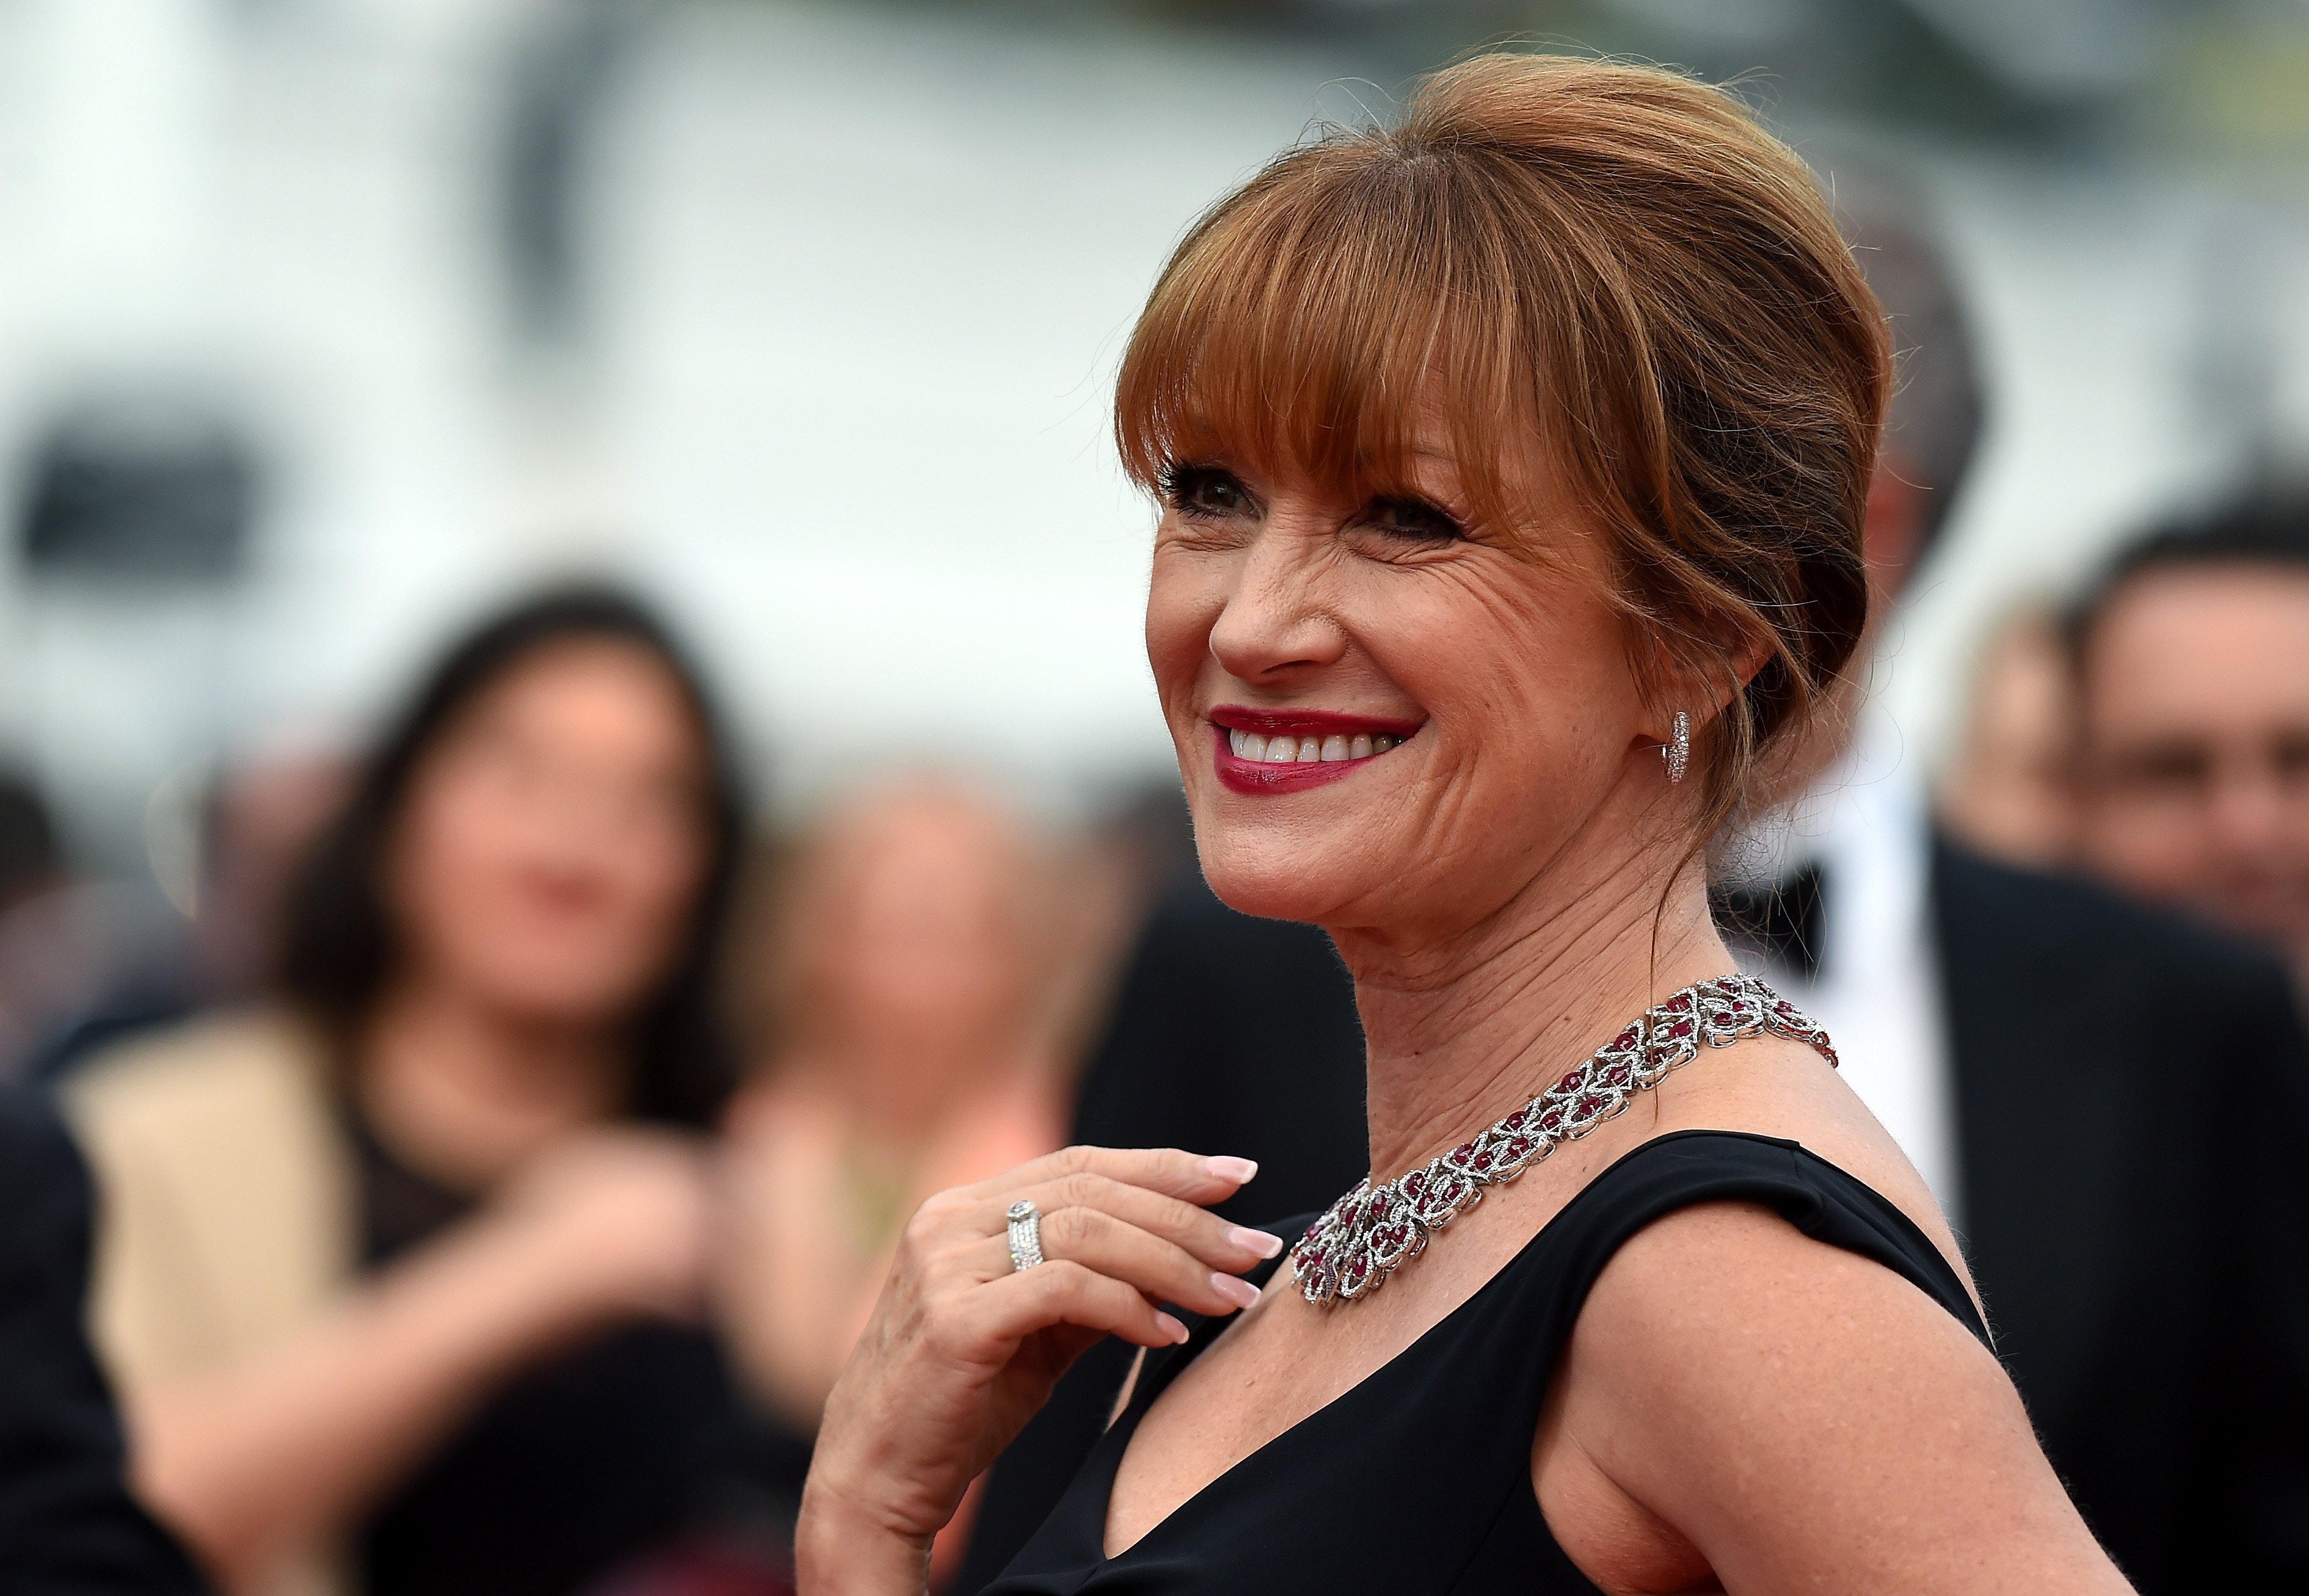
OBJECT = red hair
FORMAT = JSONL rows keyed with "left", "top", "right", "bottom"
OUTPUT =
{"left": 1116, "top": 53, "right": 1890, "bottom": 838}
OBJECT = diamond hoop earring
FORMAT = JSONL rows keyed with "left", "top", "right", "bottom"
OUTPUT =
{"left": 1662, "top": 710, "right": 1691, "bottom": 785}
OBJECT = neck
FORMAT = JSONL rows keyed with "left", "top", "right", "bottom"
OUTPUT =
{"left": 358, "top": 976, "right": 625, "bottom": 1189}
{"left": 1333, "top": 838, "right": 1734, "bottom": 1181}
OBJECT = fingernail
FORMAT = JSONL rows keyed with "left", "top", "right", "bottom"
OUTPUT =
{"left": 1226, "top": 1225, "right": 1284, "bottom": 1260}
{"left": 1210, "top": 1272, "right": 1261, "bottom": 1310}
{"left": 1155, "top": 1311, "right": 1190, "bottom": 1344}
{"left": 1204, "top": 1156, "right": 1259, "bottom": 1184}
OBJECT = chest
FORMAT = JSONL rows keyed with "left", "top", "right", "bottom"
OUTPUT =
{"left": 1103, "top": 1257, "right": 1506, "bottom": 1556}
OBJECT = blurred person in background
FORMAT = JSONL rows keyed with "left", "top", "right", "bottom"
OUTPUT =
{"left": 30, "top": 737, "right": 356, "bottom": 1082}
{"left": 63, "top": 587, "right": 805, "bottom": 1596}
{"left": 0, "top": 1083, "right": 208, "bottom": 1595}
{"left": 1935, "top": 604, "right": 2078, "bottom": 869}
{"left": 719, "top": 778, "right": 1065, "bottom": 1584}
{"left": 0, "top": 773, "right": 187, "bottom": 1084}
{"left": 1707, "top": 209, "right": 2309, "bottom": 1592}
{"left": 2070, "top": 496, "right": 2309, "bottom": 993}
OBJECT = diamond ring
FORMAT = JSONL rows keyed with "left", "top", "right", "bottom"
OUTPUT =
{"left": 1006, "top": 1199, "right": 1045, "bottom": 1272}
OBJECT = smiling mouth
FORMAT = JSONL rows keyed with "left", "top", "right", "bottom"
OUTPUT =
{"left": 1206, "top": 707, "right": 1425, "bottom": 793}
{"left": 1223, "top": 727, "right": 1408, "bottom": 765}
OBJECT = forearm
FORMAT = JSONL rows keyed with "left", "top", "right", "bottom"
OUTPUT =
{"left": 795, "top": 1475, "right": 933, "bottom": 1596}
{"left": 128, "top": 1218, "right": 585, "bottom": 1580}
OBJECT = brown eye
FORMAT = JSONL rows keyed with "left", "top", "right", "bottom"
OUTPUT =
{"left": 1359, "top": 495, "right": 1466, "bottom": 542}
{"left": 1162, "top": 464, "right": 1254, "bottom": 521}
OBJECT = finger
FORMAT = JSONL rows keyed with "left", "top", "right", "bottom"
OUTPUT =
{"left": 955, "top": 1145, "right": 1259, "bottom": 1208}
{"left": 969, "top": 1260, "right": 1192, "bottom": 1351}
{"left": 983, "top": 1206, "right": 1259, "bottom": 1319}
{"left": 1005, "top": 1172, "right": 1284, "bottom": 1274}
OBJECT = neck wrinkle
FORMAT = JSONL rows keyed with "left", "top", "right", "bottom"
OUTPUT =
{"left": 1335, "top": 840, "right": 1730, "bottom": 1182}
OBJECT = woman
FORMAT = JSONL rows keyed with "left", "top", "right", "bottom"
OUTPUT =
{"left": 722, "top": 778, "right": 1066, "bottom": 1434}
{"left": 721, "top": 779, "right": 1066, "bottom": 1586}
{"left": 67, "top": 587, "right": 799, "bottom": 1596}
{"left": 798, "top": 57, "right": 2132, "bottom": 1595}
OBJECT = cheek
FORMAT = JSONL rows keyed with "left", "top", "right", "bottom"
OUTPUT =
{"left": 1144, "top": 545, "right": 1224, "bottom": 717}
{"left": 394, "top": 781, "right": 511, "bottom": 918}
{"left": 617, "top": 826, "right": 708, "bottom": 926}
{"left": 1376, "top": 569, "right": 1639, "bottom": 774}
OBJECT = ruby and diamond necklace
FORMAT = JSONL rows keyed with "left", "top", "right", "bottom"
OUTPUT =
{"left": 1290, "top": 973, "right": 1838, "bottom": 1307}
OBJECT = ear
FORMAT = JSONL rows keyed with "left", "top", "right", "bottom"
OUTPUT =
{"left": 1639, "top": 626, "right": 1772, "bottom": 743}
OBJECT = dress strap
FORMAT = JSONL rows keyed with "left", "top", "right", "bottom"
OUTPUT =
{"left": 1514, "top": 1129, "right": 1990, "bottom": 1351}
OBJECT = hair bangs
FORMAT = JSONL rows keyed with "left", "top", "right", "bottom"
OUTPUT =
{"left": 1116, "top": 146, "right": 1539, "bottom": 528}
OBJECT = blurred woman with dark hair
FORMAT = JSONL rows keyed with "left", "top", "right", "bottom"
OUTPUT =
{"left": 65, "top": 586, "right": 798, "bottom": 1596}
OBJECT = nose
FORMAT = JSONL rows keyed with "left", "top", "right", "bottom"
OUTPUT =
{"left": 1207, "top": 521, "right": 1347, "bottom": 685}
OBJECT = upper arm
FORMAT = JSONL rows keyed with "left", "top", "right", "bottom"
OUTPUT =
{"left": 1536, "top": 1201, "right": 2131, "bottom": 1595}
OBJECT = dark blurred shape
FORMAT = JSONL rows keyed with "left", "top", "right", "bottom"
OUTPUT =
{"left": 953, "top": 868, "right": 1365, "bottom": 1594}
{"left": 1841, "top": 188, "right": 1987, "bottom": 578}
{"left": 2071, "top": 490, "right": 2309, "bottom": 988}
{"left": 1710, "top": 862, "right": 1827, "bottom": 981}
{"left": 0, "top": 1084, "right": 208, "bottom": 1594}
{"left": 1928, "top": 843, "right": 2309, "bottom": 1594}
{"left": 1896, "top": 0, "right": 2174, "bottom": 99}
{"left": 1936, "top": 606, "right": 2079, "bottom": 870}
{"left": 16, "top": 399, "right": 261, "bottom": 586}
{"left": 1067, "top": 869, "right": 1365, "bottom": 1227}
{"left": 502, "top": 0, "right": 641, "bottom": 349}
{"left": 581, "top": 1538, "right": 796, "bottom": 1596}
{"left": 27, "top": 742, "right": 355, "bottom": 1085}
{"left": 0, "top": 767, "right": 188, "bottom": 1084}
{"left": 0, "top": 771, "right": 60, "bottom": 916}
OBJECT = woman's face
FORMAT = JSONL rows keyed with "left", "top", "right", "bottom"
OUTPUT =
{"left": 1146, "top": 443, "right": 1670, "bottom": 940}
{"left": 810, "top": 793, "right": 1029, "bottom": 1048}
{"left": 390, "top": 640, "right": 712, "bottom": 1028}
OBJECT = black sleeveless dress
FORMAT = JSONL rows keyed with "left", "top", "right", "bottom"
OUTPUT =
{"left": 984, "top": 1130, "right": 1991, "bottom": 1595}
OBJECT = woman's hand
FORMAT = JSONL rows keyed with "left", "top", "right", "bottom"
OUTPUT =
{"left": 122, "top": 1128, "right": 716, "bottom": 1583}
{"left": 483, "top": 1128, "right": 715, "bottom": 1337}
{"left": 796, "top": 1145, "right": 1281, "bottom": 1596}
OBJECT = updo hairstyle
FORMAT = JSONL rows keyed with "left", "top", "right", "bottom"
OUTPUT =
{"left": 1115, "top": 54, "right": 1891, "bottom": 843}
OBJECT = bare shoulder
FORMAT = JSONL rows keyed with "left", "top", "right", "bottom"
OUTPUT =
{"left": 1634, "top": 1031, "right": 1970, "bottom": 1292}
{"left": 1536, "top": 1197, "right": 2126, "bottom": 1593}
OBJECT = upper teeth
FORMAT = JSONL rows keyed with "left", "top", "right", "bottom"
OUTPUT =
{"left": 1228, "top": 729, "right": 1402, "bottom": 763}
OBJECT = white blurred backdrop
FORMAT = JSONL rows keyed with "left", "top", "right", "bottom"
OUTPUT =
{"left": 0, "top": 0, "right": 2301, "bottom": 871}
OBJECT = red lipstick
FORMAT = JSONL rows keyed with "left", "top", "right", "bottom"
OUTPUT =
{"left": 1207, "top": 705, "right": 1426, "bottom": 796}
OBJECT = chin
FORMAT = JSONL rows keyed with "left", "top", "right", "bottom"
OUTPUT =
{"left": 481, "top": 963, "right": 644, "bottom": 1029}
{"left": 1191, "top": 811, "right": 1380, "bottom": 927}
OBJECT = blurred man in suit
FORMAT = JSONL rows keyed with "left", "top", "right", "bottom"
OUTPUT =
{"left": 0, "top": 1085, "right": 208, "bottom": 1593}
{"left": 1714, "top": 209, "right": 2309, "bottom": 1594}
{"left": 2070, "top": 497, "right": 2309, "bottom": 995}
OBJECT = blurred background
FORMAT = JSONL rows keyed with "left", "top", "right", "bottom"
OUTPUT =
{"left": 0, "top": 0, "right": 2302, "bottom": 888}
{"left": 5, "top": 4, "right": 2309, "bottom": 1594}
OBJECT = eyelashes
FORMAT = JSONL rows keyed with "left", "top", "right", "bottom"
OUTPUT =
{"left": 1158, "top": 462, "right": 1251, "bottom": 521}
{"left": 1361, "top": 495, "right": 1468, "bottom": 543}
{"left": 1155, "top": 461, "right": 1468, "bottom": 543}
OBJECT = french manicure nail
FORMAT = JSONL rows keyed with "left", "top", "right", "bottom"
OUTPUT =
{"left": 1210, "top": 1272, "right": 1261, "bottom": 1310}
{"left": 1155, "top": 1311, "right": 1190, "bottom": 1344}
{"left": 1226, "top": 1225, "right": 1284, "bottom": 1260}
{"left": 1204, "top": 1156, "right": 1259, "bottom": 1184}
